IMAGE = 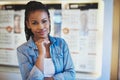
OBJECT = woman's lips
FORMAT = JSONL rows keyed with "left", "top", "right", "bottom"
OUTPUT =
{"left": 37, "top": 30, "right": 47, "bottom": 35}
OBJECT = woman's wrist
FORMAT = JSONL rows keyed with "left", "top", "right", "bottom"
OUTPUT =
{"left": 38, "top": 54, "right": 45, "bottom": 59}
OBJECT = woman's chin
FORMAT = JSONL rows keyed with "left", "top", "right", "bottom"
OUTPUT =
{"left": 38, "top": 35, "right": 48, "bottom": 39}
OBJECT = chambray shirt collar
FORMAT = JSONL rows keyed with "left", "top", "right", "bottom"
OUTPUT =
{"left": 27, "top": 35, "right": 56, "bottom": 50}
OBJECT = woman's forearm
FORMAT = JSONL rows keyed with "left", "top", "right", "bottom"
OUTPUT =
{"left": 35, "top": 54, "right": 44, "bottom": 72}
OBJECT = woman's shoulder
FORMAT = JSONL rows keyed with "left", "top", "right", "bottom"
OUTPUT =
{"left": 53, "top": 36, "right": 63, "bottom": 40}
{"left": 50, "top": 36, "right": 67, "bottom": 47}
{"left": 17, "top": 38, "right": 34, "bottom": 51}
{"left": 51, "top": 36, "right": 66, "bottom": 43}
{"left": 17, "top": 41, "right": 29, "bottom": 52}
{"left": 17, "top": 37, "right": 35, "bottom": 51}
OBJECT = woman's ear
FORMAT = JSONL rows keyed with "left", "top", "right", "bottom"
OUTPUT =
{"left": 26, "top": 21, "right": 31, "bottom": 29}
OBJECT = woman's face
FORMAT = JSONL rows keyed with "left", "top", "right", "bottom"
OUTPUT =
{"left": 26, "top": 10, "right": 50, "bottom": 39}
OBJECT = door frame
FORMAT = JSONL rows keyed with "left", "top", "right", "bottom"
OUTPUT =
{"left": 111, "top": 0, "right": 120, "bottom": 79}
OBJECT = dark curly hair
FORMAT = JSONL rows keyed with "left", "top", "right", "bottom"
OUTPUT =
{"left": 25, "top": 1, "right": 50, "bottom": 41}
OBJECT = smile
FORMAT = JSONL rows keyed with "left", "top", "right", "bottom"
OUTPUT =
{"left": 37, "top": 30, "right": 47, "bottom": 35}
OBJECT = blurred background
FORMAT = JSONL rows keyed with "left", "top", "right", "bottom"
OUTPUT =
{"left": 0, "top": 0, "right": 119, "bottom": 80}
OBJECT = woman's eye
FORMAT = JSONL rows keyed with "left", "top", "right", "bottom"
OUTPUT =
{"left": 42, "top": 20, "right": 47, "bottom": 23}
{"left": 32, "top": 21, "right": 38, "bottom": 25}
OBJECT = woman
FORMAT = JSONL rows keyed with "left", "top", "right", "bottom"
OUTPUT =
{"left": 17, "top": 1, "right": 75, "bottom": 80}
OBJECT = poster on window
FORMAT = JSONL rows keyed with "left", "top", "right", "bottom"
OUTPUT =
{"left": 61, "top": 9, "right": 102, "bottom": 79}
{"left": 0, "top": 10, "right": 26, "bottom": 66}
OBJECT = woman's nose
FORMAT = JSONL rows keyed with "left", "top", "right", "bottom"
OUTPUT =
{"left": 37, "top": 24, "right": 44, "bottom": 29}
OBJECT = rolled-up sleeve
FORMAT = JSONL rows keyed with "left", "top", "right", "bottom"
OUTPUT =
{"left": 17, "top": 47, "right": 44, "bottom": 80}
{"left": 53, "top": 39, "right": 76, "bottom": 80}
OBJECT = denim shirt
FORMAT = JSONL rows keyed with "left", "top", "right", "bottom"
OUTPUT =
{"left": 17, "top": 36, "right": 75, "bottom": 80}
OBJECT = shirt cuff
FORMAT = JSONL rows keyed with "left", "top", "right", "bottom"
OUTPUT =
{"left": 28, "top": 65, "right": 44, "bottom": 80}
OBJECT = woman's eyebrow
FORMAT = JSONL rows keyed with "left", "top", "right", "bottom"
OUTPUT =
{"left": 30, "top": 18, "right": 48, "bottom": 20}
{"left": 41, "top": 18, "right": 48, "bottom": 20}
